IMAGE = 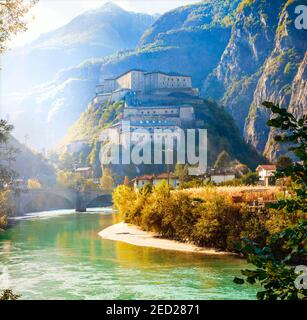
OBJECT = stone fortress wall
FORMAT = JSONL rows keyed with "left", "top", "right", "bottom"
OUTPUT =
{"left": 95, "top": 69, "right": 204, "bottom": 145}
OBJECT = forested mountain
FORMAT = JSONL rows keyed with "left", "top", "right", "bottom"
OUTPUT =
{"left": 2, "top": 0, "right": 306, "bottom": 162}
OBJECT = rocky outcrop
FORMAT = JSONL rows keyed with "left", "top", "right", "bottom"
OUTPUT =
{"left": 203, "top": 0, "right": 284, "bottom": 133}
{"left": 204, "top": 0, "right": 307, "bottom": 160}
{"left": 245, "top": 0, "right": 307, "bottom": 160}
{"left": 288, "top": 52, "right": 307, "bottom": 117}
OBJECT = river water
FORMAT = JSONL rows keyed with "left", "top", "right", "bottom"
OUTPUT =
{"left": 0, "top": 208, "right": 258, "bottom": 300}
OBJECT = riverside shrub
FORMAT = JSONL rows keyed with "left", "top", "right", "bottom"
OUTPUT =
{"left": 113, "top": 183, "right": 300, "bottom": 252}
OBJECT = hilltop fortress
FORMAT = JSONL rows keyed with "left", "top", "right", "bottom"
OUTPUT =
{"left": 95, "top": 69, "right": 204, "bottom": 135}
{"left": 66, "top": 69, "right": 204, "bottom": 153}
{"left": 96, "top": 69, "right": 198, "bottom": 98}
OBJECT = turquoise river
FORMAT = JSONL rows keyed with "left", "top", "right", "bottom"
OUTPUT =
{"left": 0, "top": 208, "right": 258, "bottom": 300}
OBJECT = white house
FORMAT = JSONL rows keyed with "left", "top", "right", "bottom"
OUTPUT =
{"left": 210, "top": 174, "right": 235, "bottom": 184}
{"left": 75, "top": 167, "right": 94, "bottom": 179}
{"left": 256, "top": 165, "right": 276, "bottom": 186}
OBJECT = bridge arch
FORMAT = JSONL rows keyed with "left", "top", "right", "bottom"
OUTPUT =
{"left": 14, "top": 188, "right": 112, "bottom": 214}
{"left": 85, "top": 194, "right": 113, "bottom": 208}
{"left": 18, "top": 190, "right": 75, "bottom": 214}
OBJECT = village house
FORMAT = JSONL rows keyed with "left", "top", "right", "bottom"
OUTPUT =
{"left": 133, "top": 173, "right": 180, "bottom": 189}
{"left": 210, "top": 173, "right": 236, "bottom": 184}
{"left": 256, "top": 164, "right": 276, "bottom": 186}
{"left": 74, "top": 167, "right": 94, "bottom": 179}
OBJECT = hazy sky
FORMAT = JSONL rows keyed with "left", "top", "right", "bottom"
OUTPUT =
{"left": 10, "top": 0, "right": 201, "bottom": 48}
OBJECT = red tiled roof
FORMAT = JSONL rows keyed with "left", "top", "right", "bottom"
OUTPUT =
{"left": 256, "top": 164, "right": 276, "bottom": 171}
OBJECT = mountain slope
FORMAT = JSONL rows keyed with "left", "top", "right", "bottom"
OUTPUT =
{"left": 203, "top": 0, "right": 307, "bottom": 160}
{"left": 10, "top": 59, "right": 103, "bottom": 149}
{"left": 6, "top": 136, "right": 56, "bottom": 186}
{"left": 1, "top": 2, "right": 156, "bottom": 94}
{"left": 96, "top": 0, "right": 242, "bottom": 88}
{"left": 58, "top": 97, "right": 263, "bottom": 174}
{"left": 245, "top": 0, "right": 307, "bottom": 160}
{"left": 1, "top": 2, "right": 156, "bottom": 150}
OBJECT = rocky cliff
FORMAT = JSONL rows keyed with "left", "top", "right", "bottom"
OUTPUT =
{"left": 204, "top": 0, "right": 307, "bottom": 160}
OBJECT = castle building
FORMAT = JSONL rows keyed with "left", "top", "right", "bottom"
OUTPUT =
{"left": 96, "top": 69, "right": 204, "bottom": 146}
{"left": 96, "top": 69, "right": 193, "bottom": 94}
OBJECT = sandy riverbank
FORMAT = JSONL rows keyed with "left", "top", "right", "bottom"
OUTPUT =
{"left": 99, "top": 222, "right": 234, "bottom": 255}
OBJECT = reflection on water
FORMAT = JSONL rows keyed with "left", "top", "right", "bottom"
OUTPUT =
{"left": 0, "top": 209, "right": 258, "bottom": 300}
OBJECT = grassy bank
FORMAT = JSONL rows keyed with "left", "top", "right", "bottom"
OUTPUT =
{"left": 113, "top": 183, "right": 304, "bottom": 253}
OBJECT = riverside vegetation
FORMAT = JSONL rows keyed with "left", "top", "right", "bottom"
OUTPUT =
{"left": 113, "top": 183, "right": 303, "bottom": 253}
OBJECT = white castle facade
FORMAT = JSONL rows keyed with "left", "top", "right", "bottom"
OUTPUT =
{"left": 96, "top": 69, "right": 195, "bottom": 95}
{"left": 95, "top": 69, "right": 204, "bottom": 145}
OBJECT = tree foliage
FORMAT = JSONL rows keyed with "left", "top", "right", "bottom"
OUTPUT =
{"left": 0, "top": 0, "right": 37, "bottom": 53}
{"left": 235, "top": 101, "right": 307, "bottom": 300}
{"left": 0, "top": 120, "right": 16, "bottom": 229}
{"left": 0, "top": 289, "right": 20, "bottom": 300}
{"left": 99, "top": 168, "right": 114, "bottom": 193}
{"left": 175, "top": 163, "right": 190, "bottom": 183}
{"left": 57, "top": 170, "right": 99, "bottom": 193}
{"left": 214, "top": 150, "right": 232, "bottom": 170}
{"left": 27, "top": 178, "right": 42, "bottom": 189}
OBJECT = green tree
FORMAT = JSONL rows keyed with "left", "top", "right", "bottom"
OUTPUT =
{"left": 57, "top": 170, "right": 98, "bottom": 193}
{"left": 276, "top": 155, "right": 293, "bottom": 170}
{"left": 214, "top": 150, "right": 232, "bottom": 170}
{"left": 59, "top": 152, "right": 76, "bottom": 170}
{"left": 241, "top": 172, "right": 259, "bottom": 185}
{"left": 0, "top": 289, "right": 20, "bottom": 300}
{"left": 175, "top": 163, "right": 190, "bottom": 183}
{"left": 100, "top": 169, "right": 114, "bottom": 193}
{"left": 0, "top": 0, "right": 38, "bottom": 53}
{"left": 235, "top": 101, "right": 307, "bottom": 300}
{"left": 0, "top": 120, "right": 16, "bottom": 229}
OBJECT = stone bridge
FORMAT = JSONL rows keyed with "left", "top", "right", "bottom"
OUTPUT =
{"left": 12, "top": 187, "right": 112, "bottom": 215}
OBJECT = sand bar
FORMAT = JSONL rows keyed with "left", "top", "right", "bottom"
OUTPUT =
{"left": 99, "top": 222, "right": 234, "bottom": 255}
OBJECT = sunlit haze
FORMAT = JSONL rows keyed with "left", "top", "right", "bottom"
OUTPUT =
{"left": 9, "top": 0, "right": 201, "bottom": 48}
